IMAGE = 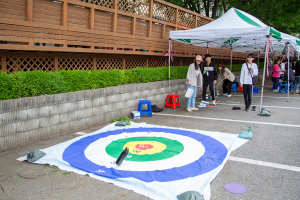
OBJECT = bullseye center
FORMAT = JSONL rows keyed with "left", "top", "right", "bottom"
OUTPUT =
{"left": 136, "top": 144, "right": 154, "bottom": 150}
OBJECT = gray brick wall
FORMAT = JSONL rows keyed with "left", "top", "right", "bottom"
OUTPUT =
{"left": 0, "top": 79, "right": 187, "bottom": 152}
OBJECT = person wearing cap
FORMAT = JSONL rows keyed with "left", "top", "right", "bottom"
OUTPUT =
{"left": 201, "top": 54, "right": 218, "bottom": 105}
{"left": 240, "top": 53, "right": 258, "bottom": 111}
{"left": 186, "top": 55, "right": 203, "bottom": 112}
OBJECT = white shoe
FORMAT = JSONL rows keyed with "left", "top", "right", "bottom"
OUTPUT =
{"left": 212, "top": 100, "right": 216, "bottom": 105}
{"left": 191, "top": 107, "right": 199, "bottom": 111}
{"left": 273, "top": 89, "right": 278, "bottom": 92}
{"left": 201, "top": 100, "right": 210, "bottom": 105}
{"left": 227, "top": 94, "right": 232, "bottom": 97}
{"left": 223, "top": 93, "right": 228, "bottom": 96}
{"left": 187, "top": 108, "right": 192, "bottom": 112}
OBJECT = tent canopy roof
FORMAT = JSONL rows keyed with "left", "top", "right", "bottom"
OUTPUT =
{"left": 170, "top": 8, "right": 300, "bottom": 55}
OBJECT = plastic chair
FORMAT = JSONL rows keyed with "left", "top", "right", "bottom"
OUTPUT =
{"left": 279, "top": 83, "right": 288, "bottom": 94}
{"left": 289, "top": 82, "right": 294, "bottom": 91}
{"left": 138, "top": 100, "right": 152, "bottom": 117}
{"left": 238, "top": 85, "right": 243, "bottom": 93}
{"left": 165, "top": 94, "right": 180, "bottom": 109}
{"left": 231, "top": 83, "right": 237, "bottom": 93}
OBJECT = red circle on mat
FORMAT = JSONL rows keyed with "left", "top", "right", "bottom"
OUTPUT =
{"left": 136, "top": 144, "right": 154, "bottom": 150}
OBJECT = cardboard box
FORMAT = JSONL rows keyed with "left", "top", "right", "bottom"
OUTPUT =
{"left": 131, "top": 111, "right": 141, "bottom": 119}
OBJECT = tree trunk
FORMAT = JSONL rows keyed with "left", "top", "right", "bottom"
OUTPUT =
{"left": 212, "top": 0, "right": 221, "bottom": 19}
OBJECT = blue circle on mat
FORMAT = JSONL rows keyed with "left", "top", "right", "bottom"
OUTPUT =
{"left": 63, "top": 128, "right": 228, "bottom": 182}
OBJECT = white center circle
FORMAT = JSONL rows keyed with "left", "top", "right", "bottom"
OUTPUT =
{"left": 85, "top": 131, "right": 205, "bottom": 171}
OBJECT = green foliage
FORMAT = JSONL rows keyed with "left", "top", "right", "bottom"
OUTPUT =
{"left": 0, "top": 66, "right": 189, "bottom": 100}
{"left": 111, "top": 116, "right": 131, "bottom": 125}
{"left": 224, "top": 61, "right": 264, "bottom": 73}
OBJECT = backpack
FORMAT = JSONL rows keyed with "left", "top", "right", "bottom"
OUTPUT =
{"left": 151, "top": 105, "right": 163, "bottom": 112}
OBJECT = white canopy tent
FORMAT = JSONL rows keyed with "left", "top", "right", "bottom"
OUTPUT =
{"left": 168, "top": 8, "right": 300, "bottom": 112}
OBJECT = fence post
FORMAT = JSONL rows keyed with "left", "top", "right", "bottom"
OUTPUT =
{"left": 1, "top": 55, "right": 7, "bottom": 73}
{"left": 180, "top": 59, "right": 182, "bottom": 66}
{"left": 148, "top": 0, "right": 153, "bottom": 37}
{"left": 132, "top": 17, "right": 136, "bottom": 35}
{"left": 122, "top": 58, "right": 126, "bottom": 70}
{"left": 146, "top": 58, "right": 149, "bottom": 68}
{"left": 175, "top": 8, "right": 178, "bottom": 30}
{"left": 26, "top": 0, "right": 33, "bottom": 21}
{"left": 62, "top": 0, "right": 68, "bottom": 26}
{"left": 93, "top": 57, "right": 97, "bottom": 70}
{"left": 113, "top": 0, "right": 118, "bottom": 33}
{"left": 89, "top": 8, "right": 95, "bottom": 30}
{"left": 54, "top": 56, "right": 58, "bottom": 72}
{"left": 194, "top": 15, "right": 197, "bottom": 28}
{"left": 162, "top": 24, "right": 165, "bottom": 39}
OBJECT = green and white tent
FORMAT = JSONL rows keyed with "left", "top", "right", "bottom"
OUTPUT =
{"left": 169, "top": 8, "right": 300, "bottom": 55}
{"left": 168, "top": 8, "right": 300, "bottom": 112}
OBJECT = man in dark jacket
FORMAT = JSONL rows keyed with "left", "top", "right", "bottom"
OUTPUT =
{"left": 293, "top": 59, "right": 300, "bottom": 94}
{"left": 201, "top": 54, "right": 218, "bottom": 105}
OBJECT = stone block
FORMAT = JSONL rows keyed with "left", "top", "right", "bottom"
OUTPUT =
{"left": 103, "top": 96, "right": 114, "bottom": 105}
{"left": 155, "top": 88, "right": 167, "bottom": 95}
{"left": 16, "top": 119, "right": 39, "bottom": 133}
{"left": 38, "top": 126, "right": 51, "bottom": 140}
{"left": 145, "top": 82, "right": 158, "bottom": 90}
{"left": 130, "top": 99, "right": 140, "bottom": 108}
{"left": 145, "top": 89, "right": 155, "bottom": 97}
{"left": 104, "top": 112, "right": 113, "bottom": 123}
{"left": 50, "top": 122, "right": 70, "bottom": 137}
{"left": 115, "top": 93, "right": 126, "bottom": 103}
{"left": 81, "top": 90, "right": 93, "bottom": 100}
{"left": 58, "top": 93, "right": 69, "bottom": 104}
{"left": 92, "top": 105, "right": 107, "bottom": 116}
{"left": 75, "top": 108, "right": 93, "bottom": 120}
{"left": 29, "top": 106, "right": 49, "bottom": 120}
{"left": 119, "top": 84, "right": 132, "bottom": 94}
{"left": 113, "top": 110, "right": 123, "bottom": 119}
{"left": 1, "top": 110, "right": 26, "bottom": 124}
{"left": 92, "top": 88, "right": 106, "bottom": 98}
{"left": 69, "top": 118, "right": 86, "bottom": 133}
{"left": 136, "top": 91, "right": 146, "bottom": 99}
{"left": 106, "top": 104, "right": 114, "bottom": 112}
{"left": 119, "top": 93, "right": 130, "bottom": 101}
{"left": 111, "top": 102, "right": 120, "bottom": 111}
{"left": 111, "top": 94, "right": 120, "bottom": 103}
{"left": 37, "top": 95, "right": 47, "bottom": 107}
{"left": 14, "top": 98, "right": 29, "bottom": 111}
{"left": 119, "top": 100, "right": 131, "bottom": 109}
{"left": 106, "top": 86, "right": 119, "bottom": 96}
{"left": 146, "top": 96, "right": 155, "bottom": 102}
{"left": 86, "top": 114, "right": 104, "bottom": 128}
{"left": 27, "top": 129, "right": 40, "bottom": 143}
{"left": 26, "top": 97, "right": 39, "bottom": 110}
{"left": 49, "top": 104, "right": 60, "bottom": 116}
{"left": 1, "top": 100, "right": 15, "bottom": 113}
{"left": 85, "top": 98, "right": 99, "bottom": 109}
{"left": 68, "top": 101, "right": 85, "bottom": 112}
{"left": 157, "top": 80, "right": 168, "bottom": 88}
{"left": 135, "top": 83, "right": 146, "bottom": 91}
{"left": 44, "top": 94, "right": 59, "bottom": 106}
{"left": 39, "top": 115, "right": 59, "bottom": 128}
{"left": 0, "top": 123, "right": 17, "bottom": 137}
{"left": 59, "top": 111, "right": 75, "bottom": 123}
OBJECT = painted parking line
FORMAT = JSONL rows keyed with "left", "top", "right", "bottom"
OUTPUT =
{"left": 215, "top": 102, "right": 300, "bottom": 110}
{"left": 152, "top": 113, "right": 300, "bottom": 128}
{"left": 229, "top": 156, "right": 300, "bottom": 172}
{"left": 234, "top": 95, "right": 300, "bottom": 99}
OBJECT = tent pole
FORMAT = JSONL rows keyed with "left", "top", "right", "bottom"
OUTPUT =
{"left": 207, "top": 42, "right": 208, "bottom": 54}
{"left": 287, "top": 42, "right": 290, "bottom": 102}
{"left": 230, "top": 48, "right": 233, "bottom": 71}
{"left": 259, "top": 36, "right": 269, "bottom": 113}
{"left": 168, "top": 39, "right": 171, "bottom": 94}
{"left": 257, "top": 52, "right": 260, "bottom": 83}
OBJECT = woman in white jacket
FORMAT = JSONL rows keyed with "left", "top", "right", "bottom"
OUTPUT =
{"left": 186, "top": 55, "right": 203, "bottom": 112}
{"left": 240, "top": 53, "right": 258, "bottom": 111}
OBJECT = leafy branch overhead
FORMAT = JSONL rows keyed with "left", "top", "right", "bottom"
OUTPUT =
{"left": 165, "top": 0, "right": 300, "bottom": 35}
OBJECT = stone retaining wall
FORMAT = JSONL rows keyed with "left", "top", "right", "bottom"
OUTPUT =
{"left": 0, "top": 79, "right": 187, "bottom": 153}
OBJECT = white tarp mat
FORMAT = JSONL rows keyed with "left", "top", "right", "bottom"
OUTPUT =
{"left": 18, "top": 122, "right": 248, "bottom": 200}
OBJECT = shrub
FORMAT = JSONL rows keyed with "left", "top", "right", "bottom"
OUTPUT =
{"left": 0, "top": 66, "right": 189, "bottom": 100}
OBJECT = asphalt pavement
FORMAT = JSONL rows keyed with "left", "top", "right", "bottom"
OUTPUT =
{"left": 0, "top": 79, "right": 299, "bottom": 200}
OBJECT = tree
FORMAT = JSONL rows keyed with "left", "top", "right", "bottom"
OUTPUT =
{"left": 165, "top": 0, "right": 300, "bottom": 36}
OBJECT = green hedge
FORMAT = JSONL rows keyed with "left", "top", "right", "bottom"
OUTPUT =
{"left": 0, "top": 66, "right": 189, "bottom": 100}
{"left": 224, "top": 62, "right": 264, "bottom": 72}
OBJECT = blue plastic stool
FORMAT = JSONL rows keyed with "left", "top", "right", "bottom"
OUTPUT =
{"left": 279, "top": 83, "right": 288, "bottom": 94}
{"left": 231, "top": 83, "right": 237, "bottom": 93}
{"left": 289, "top": 82, "right": 294, "bottom": 91}
{"left": 138, "top": 100, "right": 152, "bottom": 118}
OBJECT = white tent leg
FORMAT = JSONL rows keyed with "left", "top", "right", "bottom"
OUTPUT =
{"left": 259, "top": 37, "right": 269, "bottom": 113}
{"left": 287, "top": 43, "right": 290, "bottom": 102}
{"left": 230, "top": 48, "right": 232, "bottom": 71}
{"left": 168, "top": 39, "right": 171, "bottom": 94}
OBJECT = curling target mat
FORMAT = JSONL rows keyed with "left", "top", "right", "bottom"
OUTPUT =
{"left": 17, "top": 122, "right": 249, "bottom": 200}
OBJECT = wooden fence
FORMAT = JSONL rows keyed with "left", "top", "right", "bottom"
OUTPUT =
{"left": 0, "top": 0, "right": 247, "bottom": 73}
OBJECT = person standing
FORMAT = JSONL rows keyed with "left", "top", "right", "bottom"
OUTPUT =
{"left": 293, "top": 59, "right": 300, "bottom": 94}
{"left": 201, "top": 54, "right": 218, "bottom": 105}
{"left": 280, "top": 59, "right": 288, "bottom": 79}
{"left": 186, "top": 55, "right": 203, "bottom": 112}
{"left": 217, "top": 64, "right": 235, "bottom": 97}
{"left": 240, "top": 53, "right": 258, "bottom": 111}
{"left": 272, "top": 59, "right": 281, "bottom": 92}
